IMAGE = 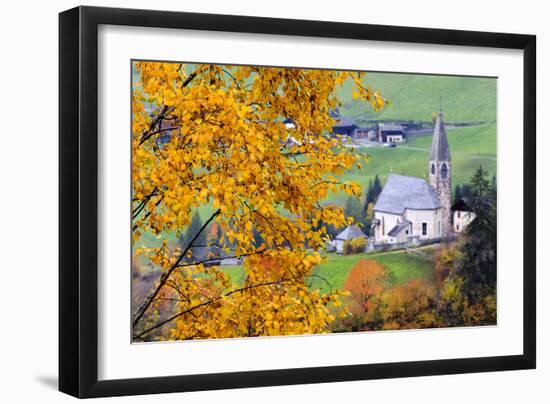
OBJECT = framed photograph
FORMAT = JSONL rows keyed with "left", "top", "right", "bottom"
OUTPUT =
{"left": 59, "top": 6, "right": 536, "bottom": 398}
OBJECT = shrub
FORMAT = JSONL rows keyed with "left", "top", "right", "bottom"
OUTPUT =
{"left": 378, "top": 278, "right": 438, "bottom": 330}
{"left": 343, "top": 259, "right": 388, "bottom": 316}
{"left": 343, "top": 237, "right": 368, "bottom": 255}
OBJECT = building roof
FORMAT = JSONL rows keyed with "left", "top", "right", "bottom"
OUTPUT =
{"left": 451, "top": 197, "right": 473, "bottom": 212}
{"left": 333, "top": 117, "right": 357, "bottom": 128}
{"left": 335, "top": 225, "right": 368, "bottom": 241}
{"left": 378, "top": 123, "right": 405, "bottom": 132}
{"left": 388, "top": 220, "right": 412, "bottom": 237}
{"left": 430, "top": 111, "right": 451, "bottom": 161}
{"left": 374, "top": 174, "right": 441, "bottom": 214}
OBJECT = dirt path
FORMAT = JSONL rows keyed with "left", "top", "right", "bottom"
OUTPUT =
{"left": 363, "top": 243, "right": 439, "bottom": 259}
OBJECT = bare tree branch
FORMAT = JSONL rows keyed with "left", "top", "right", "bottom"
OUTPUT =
{"left": 175, "top": 249, "right": 266, "bottom": 269}
{"left": 133, "top": 276, "right": 298, "bottom": 340}
{"left": 132, "top": 209, "right": 221, "bottom": 327}
{"left": 132, "top": 187, "right": 159, "bottom": 219}
{"left": 132, "top": 269, "right": 334, "bottom": 341}
{"left": 139, "top": 105, "right": 169, "bottom": 146}
{"left": 131, "top": 193, "right": 165, "bottom": 231}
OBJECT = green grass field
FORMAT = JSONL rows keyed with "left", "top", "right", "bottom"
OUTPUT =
{"left": 326, "top": 123, "right": 496, "bottom": 205}
{"left": 309, "top": 250, "right": 435, "bottom": 294}
{"left": 407, "top": 123, "right": 496, "bottom": 156}
{"left": 219, "top": 249, "right": 435, "bottom": 294}
{"left": 221, "top": 265, "right": 247, "bottom": 286}
{"left": 339, "top": 72, "right": 496, "bottom": 123}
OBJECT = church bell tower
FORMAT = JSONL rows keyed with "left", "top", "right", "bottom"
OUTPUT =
{"left": 428, "top": 110, "right": 452, "bottom": 237}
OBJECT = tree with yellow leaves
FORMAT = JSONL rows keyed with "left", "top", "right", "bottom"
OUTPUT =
{"left": 131, "top": 61, "right": 385, "bottom": 341}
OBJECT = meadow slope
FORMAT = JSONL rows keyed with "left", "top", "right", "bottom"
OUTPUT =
{"left": 339, "top": 72, "right": 497, "bottom": 123}
{"left": 327, "top": 123, "right": 497, "bottom": 205}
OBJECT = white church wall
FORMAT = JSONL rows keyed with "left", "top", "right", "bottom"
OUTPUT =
{"left": 374, "top": 211, "right": 402, "bottom": 244}
{"left": 404, "top": 208, "right": 442, "bottom": 239}
{"left": 395, "top": 222, "right": 411, "bottom": 243}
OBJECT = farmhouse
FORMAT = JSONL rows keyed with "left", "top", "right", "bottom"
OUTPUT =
{"left": 332, "top": 225, "right": 368, "bottom": 254}
{"left": 372, "top": 111, "right": 453, "bottom": 245}
{"left": 332, "top": 118, "right": 372, "bottom": 139}
{"left": 451, "top": 197, "right": 476, "bottom": 233}
{"left": 377, "top": 123, "right": 407, "bottom": 143}
{"left": 332, "top": 117, "right": 359, "bottom": 137}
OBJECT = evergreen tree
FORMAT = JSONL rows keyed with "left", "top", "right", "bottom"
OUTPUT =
{"left": 454, "top": 183, "right": 474, "bottom": 202}
{"left": 344, "top": 196, "right": 366, "bottom": 228}
{"left": 179, "top": 211, "right": 208, "bottom": 261}
{"left": 454, "top": 184, "right": 462, "bottom": 203}
{"left": 372, "top": 175, "right": 382, "bottom": 202}
{"left": 458, "top": 166, "right": 497, "bottom": 301}
{"left": 364, "top": 179, "right": 373, "bottom": 212}
{"left": 462, "top": 184, "right": 473, "bottom": 199}
{"left": 490, "top": 175, "right": 497, "bottom": 199}
{"left": 470, "top": 165, "right": 490, "bottom": 198}
{"left": 364, "top": 175, "right": 382, "bottom": 213}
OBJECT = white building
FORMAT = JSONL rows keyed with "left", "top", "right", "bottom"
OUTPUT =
{"left": 452, "top": 198, "right": 476, "bottom": 233}
{"left": 332, "top": 225, "right": 368, "bottom": 254}
{"left": 372, "top": 111, "right": 452, "bottom": 245}
{"left": 377, "top": 123, "right": 407, "bottom": 143}
{"left": 372, "top": 174, "right": 444, "bottom": 244}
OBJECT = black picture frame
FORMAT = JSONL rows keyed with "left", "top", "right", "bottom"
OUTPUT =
{"left": 59, "top": 5, "right": 536, "bottom": 398}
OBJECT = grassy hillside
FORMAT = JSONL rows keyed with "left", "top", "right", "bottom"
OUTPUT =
{"left": 327, "top": 123, "right": 497, "bottom": 205}
{"left": 339, "top": 72, "right": 497, "bottom": 123}
{"left": 309, "top": 250, "right": 434, "bottom": 294}
{"left": 220, "top": 249, "right": 435, "bottom": 293}
{"left": 408, "top": 123, "right": 496, "bottom": 156}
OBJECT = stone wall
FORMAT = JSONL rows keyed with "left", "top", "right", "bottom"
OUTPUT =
{"left": 429, "top": 160, "right": 452, "bottom": 237}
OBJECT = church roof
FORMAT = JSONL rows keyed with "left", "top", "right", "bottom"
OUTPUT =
{"left": 374, "top": 174, "right": 441, "bottom": 214}
{"left": 335, "top": 225, "right": 368, "bottom": 241}
{"left": 388, "top": 220, "right": 411, "bottom": 237}
{"left": 430, "top": 111, "right": 451, "bottom": 161}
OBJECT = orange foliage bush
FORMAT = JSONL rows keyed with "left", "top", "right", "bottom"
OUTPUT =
{"left": 331, "top": 246, "right": 496, "bottom": 334}
{"left": 378, "top": 278, "right": 438, "bottom": 330}
{"left": 343, "top": 259, "right": 388, "bottom": 318}
{"left": 340, "top": 259, "right": 439, "bottom": 331}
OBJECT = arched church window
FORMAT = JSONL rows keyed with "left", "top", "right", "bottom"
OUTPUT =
{"left": 441, "top": 163, "right": 448, "bottom": 178}
{"left": 431, "top": 163, "right": 435, "bottom": 174}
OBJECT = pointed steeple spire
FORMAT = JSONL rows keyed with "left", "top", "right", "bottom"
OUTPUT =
{"left": 430, "top": 111, "right": 451, "bottom": 161}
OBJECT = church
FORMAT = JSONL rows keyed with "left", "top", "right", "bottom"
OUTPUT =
{"left": 372, "top": 111, "right": 453, "bottom": 245}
